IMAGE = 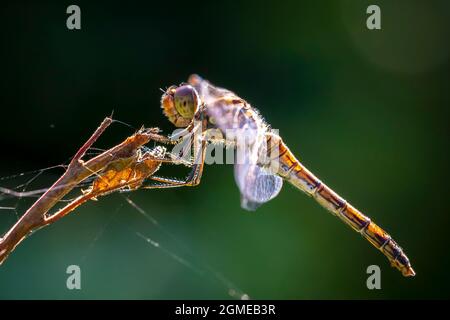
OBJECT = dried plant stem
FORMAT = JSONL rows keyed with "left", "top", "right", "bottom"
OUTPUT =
{"left": 0, "top": 117, "right": 165, "bottom": 265}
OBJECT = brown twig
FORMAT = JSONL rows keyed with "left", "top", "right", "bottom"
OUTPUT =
{"left": 0, "top": 117, "right": 167, "bottom": 265}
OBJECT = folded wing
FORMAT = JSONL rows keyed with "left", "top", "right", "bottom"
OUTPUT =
{"left": 234, "top": 163, "right": 283, "bottom": 211}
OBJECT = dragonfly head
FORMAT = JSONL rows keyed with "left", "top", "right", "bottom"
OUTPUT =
{"left": 161, "top": 84, "right": 199, "bottom": 127}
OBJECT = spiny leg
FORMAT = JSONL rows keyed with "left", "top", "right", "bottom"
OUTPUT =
{"left": 140, "top": 149, "right": 193, "bottom": 167}
{"left": 167, "top": 118, "right": 210, "bottom": 186}
{"left": 168, "top": 121, "right": 198, "bottom": 141}
{"left": 167, "top": 121, "right": 202, "bottom": 164}
{"left": 139, "top": 136, "right": 208, "bottom": 189}
{"left": 139, "top": 176, "right": 194, "bottom": 189}
{"left": 185, "top": 137, "right": 207, "bottom": 186}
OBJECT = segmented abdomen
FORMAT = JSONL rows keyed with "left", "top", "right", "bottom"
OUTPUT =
{"left": 266, "top": 133, "right": 415, "bottom": 277}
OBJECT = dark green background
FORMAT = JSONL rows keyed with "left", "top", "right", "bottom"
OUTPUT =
{"left": 0, "top": 0, "right": 449, "bottom": 299}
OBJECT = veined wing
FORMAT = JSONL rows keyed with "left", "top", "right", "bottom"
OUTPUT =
{"left": 234, "top": 162, "right": 283, "bottom": 211}
{"left": 188, "top": 74, "right": 415, "bottom": 278}
{"left": 188, "top": 75, "right": 280, "bottom": 210}
{"left": 188, "top": 74, "right": 235, "bottom": 106}
{"left": 188, "top": 74, "right": 264, "bottom": 145}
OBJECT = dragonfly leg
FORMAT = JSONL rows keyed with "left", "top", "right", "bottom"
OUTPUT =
{"left": 140, "top": 150, "right": 193, "bottom": 167}
{"left": 139, "top": 138, "right": 208, "bottom": 189}
{"left": 172, "top": 119, "right": 209, "bottom": 186}
{"left": 206, "top": 137, "right": 235, "bottom": 148}
{"left": 139, "top": 184, "right": 185, "bottom": 189}
{"left": 139, "top": 176, "right": 193, "bottom": 189}
{"left": 168, "top": 121, "right": 198, "bottom": 141}
{"left": 185, "top": 136, "right": 207, "bottom": 186}
{"left": 162, "top": 154, "right": 193, "bottom": 167}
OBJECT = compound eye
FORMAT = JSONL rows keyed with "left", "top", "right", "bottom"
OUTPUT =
{"left": 174, "top": 85, "right": 198, "bottom": 119}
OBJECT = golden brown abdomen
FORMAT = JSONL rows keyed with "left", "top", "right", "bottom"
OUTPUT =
{"left": 266, "top": 132, "right": 415, "bottom": 277}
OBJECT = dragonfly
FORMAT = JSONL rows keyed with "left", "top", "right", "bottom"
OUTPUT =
{"left": 159, "top": 74, "right": 415, "bottom": 277}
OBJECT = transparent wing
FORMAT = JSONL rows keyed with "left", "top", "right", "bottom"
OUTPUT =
{"left": 188, "top": 74, "right": 257, "bottom": 133}
{"left": 189, "top": 74, "right": 235, "bottom": 106}
{"left": 190, "top": 75, "right": 281, "bottom": 210}
{"left": 234, "top": 163, "right": 283, "bottom": 211}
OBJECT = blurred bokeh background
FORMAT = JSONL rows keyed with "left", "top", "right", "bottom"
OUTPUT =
{"left": 0, "top": 0, "right": 449, "bottom": 299}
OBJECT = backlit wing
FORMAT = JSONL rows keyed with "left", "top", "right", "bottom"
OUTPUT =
{"left": 234, "top": 163, "right": 283, "bottom": 211}
{"left": 189, "top": 74, "right": 281, "bottom": 210}
{"left": 188, "top": 74, "right": 263, "bottom": 145}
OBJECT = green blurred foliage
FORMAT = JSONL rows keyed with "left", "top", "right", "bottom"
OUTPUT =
{"left": 0, "top": 0, "right": 449, "bottom": 299}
